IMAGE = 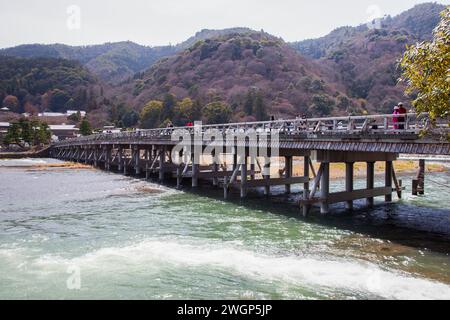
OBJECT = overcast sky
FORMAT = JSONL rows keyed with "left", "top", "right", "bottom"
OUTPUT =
{"left": 0, "top": 0, "right": 448, "bottom": 48}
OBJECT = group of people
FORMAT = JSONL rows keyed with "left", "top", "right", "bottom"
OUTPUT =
{"left": 166, "top": 121, "right": 194, "bottom": 128}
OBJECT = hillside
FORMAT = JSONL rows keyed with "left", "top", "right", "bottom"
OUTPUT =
{"left": 117, "top": 32, "right": 356, "bottom": 124}
{"left": 0, "top": 42, "right": 176, "bottom": 85}
{"left": 0, "top": 28, "right": 254, "bottom": 85}
{"left": 290, "top": 2, "right": 447, "bottom": 112}
{"left": 0, "top": 56, "right": 100, "bottom": 114}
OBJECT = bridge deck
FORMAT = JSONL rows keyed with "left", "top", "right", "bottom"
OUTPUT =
{"left": 53, "top": 113, "right": 449, "bottom": 155}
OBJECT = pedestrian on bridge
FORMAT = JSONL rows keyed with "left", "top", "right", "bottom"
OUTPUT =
{"left": 397, "top": 102, "right": 407, "bottom": 130}
{"left": 392, "top": 106, "right": 400, "bottom": 130}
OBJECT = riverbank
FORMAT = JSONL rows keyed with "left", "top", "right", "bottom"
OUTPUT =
{"left": 0, "top": 147, "right": 50, "bottom": 159}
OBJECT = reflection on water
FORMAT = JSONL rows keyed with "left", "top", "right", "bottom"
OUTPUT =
{"left": 0, "top": 158, "right": 449, "bottom": 300}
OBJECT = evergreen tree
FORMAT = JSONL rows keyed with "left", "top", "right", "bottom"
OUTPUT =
{"left": 254, "top": 92, "right": 268, "bottom": 121}
{"left": 79, "top": 119, "right": 93, "bottom": 136}
{"left": 162, "top": 93, "right": 176, "bottom": 120}
{"left": 244, "top": 91, "right": 254, "bottom": 116}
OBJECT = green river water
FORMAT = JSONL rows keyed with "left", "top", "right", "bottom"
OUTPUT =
{"left": 0, "top": 158, "right": 449, "bottom": 300}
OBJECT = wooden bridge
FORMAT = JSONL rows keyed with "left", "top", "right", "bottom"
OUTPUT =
{"left": 50, "top": 113, "right": 450, "bottom": 216}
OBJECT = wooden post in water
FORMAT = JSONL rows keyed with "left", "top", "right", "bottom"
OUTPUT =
{"left": 93, "top": 148, "right": 98, "bottom": 167}
{"left": 118, "top": 147, "right": 123, "bottom": 172}
{"left": 418, "top": 159, "right": 425, "bottom": 195}
{"left": 240, "top": 155, "right": 248, "bottom": 199}
{"left": 192, "top": 158, "right": 199, "bottom": 188}
{"left": 302, "top": 155, "right": 310, "bottom": 217}
{"left": 177, "top": 165, "right": 182, "bottom": 189}
{"left": 212, "top": 150, "right": 219, "bottom": 187}
{"left": 264, "top": 157, "right": 270, "bottom": 197}
{"left": 345, "top": 162, "right": 354, "bottom": 210}
{"left": 105, "top": 147, "right": 111, "bottom": 171}
{"left": 385, "top": 161, "right": 393, "bottom": 202}
{"left": 366, "top": 162, "right": 375, "bottom": 207}
{"left": 320, "top": 162, "right": 330, "bottom": 215}
{"left": 223, "top": 175, "right": 229, "bottom": 199}
{"left": 134, "top": 147, "right": 141, "bottom": 175}
{"left": 159, "top": 147, "right": 165, "bottom": 182}
{"left": 304, "top": 156, "right": 310, "bottom": 196}
{"left": 123, "top": 148, "right": 128, "bottom": 175}
{"left": 145, "top": 148, "right": 149, "bottom": 179}
{"left": 285, "top": 156, "right": 293, "bottom": 194}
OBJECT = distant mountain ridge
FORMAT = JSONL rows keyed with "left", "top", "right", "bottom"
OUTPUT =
{"left": 289, "top": 2, "right": 447, "bottom": 113}
{"left": 0, "top": 28, "right": 254, "bottom": 84}
{"left": 290, "top": 2, "right": 446, "bottom": 59}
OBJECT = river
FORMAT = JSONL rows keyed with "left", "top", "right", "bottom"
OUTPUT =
{"left": 0, "top": 158, "right": 449, "bottom": 300}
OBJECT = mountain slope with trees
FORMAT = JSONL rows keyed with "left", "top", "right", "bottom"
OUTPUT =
{"left": 0, "top": 28, "right": 253, "bottom": 85}
{"left": 290, "top": 2, "right": 447, "bottom": 113}
{"left": 117, "top": 32, "right": 357, "bottom": 126}
{"left": 0, "top": 56, "right": 101, "bottom": 114}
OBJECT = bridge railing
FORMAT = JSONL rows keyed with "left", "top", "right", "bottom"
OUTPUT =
{"left": 53, "top": 113, "right": 448, "bottom": 146}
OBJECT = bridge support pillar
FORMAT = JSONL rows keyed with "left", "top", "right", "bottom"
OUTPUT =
{"left": 366, "top": 162, "right": 375, "bottom": 207}
{"left": 94, "top": 148, "right": 98, "bottom": 167}
{"left": 212, "top": 163, "right": 219, "bottom": 187}
{"left": 345, "top": 162, "right": 354, "bottom": 210}
{"left": 192, "top": 147, "right": 200, "bottom": 187}
{"left": 223, "top": 175, "right": 229, "bottom": 199}
{"left": 105, "top": 147, "right": 111, "bottom": 171}
{"left": 177, "top": 165, "right": 182, "bottom": 189}
{"left": 320, "top": 162, "right": 330, "bottom": 215}
{"left": 413, "top": 159, "right": 425, "bottom": 195}
{"left": 145, "top": 149, "right": 150, "bottom": 179}
{"left": 241, "top": 156, "right": 248, "bottom": 199}
{"left": 302, "top": 156, "right": 311, "bottom": 217}
{"left": 118, "top": 147, "right": 123, "bottom": 172}
{"left": 250, "top": 157, "right": 255, "bottom": 181}
{"left": 263, "top": 157, "right": 270, "bottom": 197}
{"left": 285, "top": 156, "right": 293, "bottom": 194}
{"left": 134, "top": 147, "right": 141, "bottom": 175}
{"left": 212, "top": 150, "right": 219, "bottom": 187}
{"left": 84, "top": 147, "right": 88, "bottom": 164}
{"left": 159, "top": 147, "right": 165, "bottom": 182}
{"left": 385, "top": 161, "right": 393, "bottom": 202}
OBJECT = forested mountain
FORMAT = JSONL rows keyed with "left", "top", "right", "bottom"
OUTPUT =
{"left": 117, "top": 32, "right": 356, "bottom": 124}
{"left": 0, "top": 56, "right": 100, "bottom": 114}
{"left": 0, "top": 28, "right": 254, "bottom": 85}
{"left": 290, "top": 2, "right": 446, "bottom": 112}
{"left": 0, "top": 42, "right": 176, "bottom": 85}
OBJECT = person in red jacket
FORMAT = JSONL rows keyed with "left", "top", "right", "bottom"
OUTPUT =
{"left": 397, "top": 102, "right": 407, "bottom": 129}
{"left": 392, "top": 106, "right": 400, "bottom": 130}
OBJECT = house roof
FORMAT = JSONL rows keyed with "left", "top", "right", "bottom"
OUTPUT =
{"left": 49, "top": 125, "right": 79, "bottom": 131}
